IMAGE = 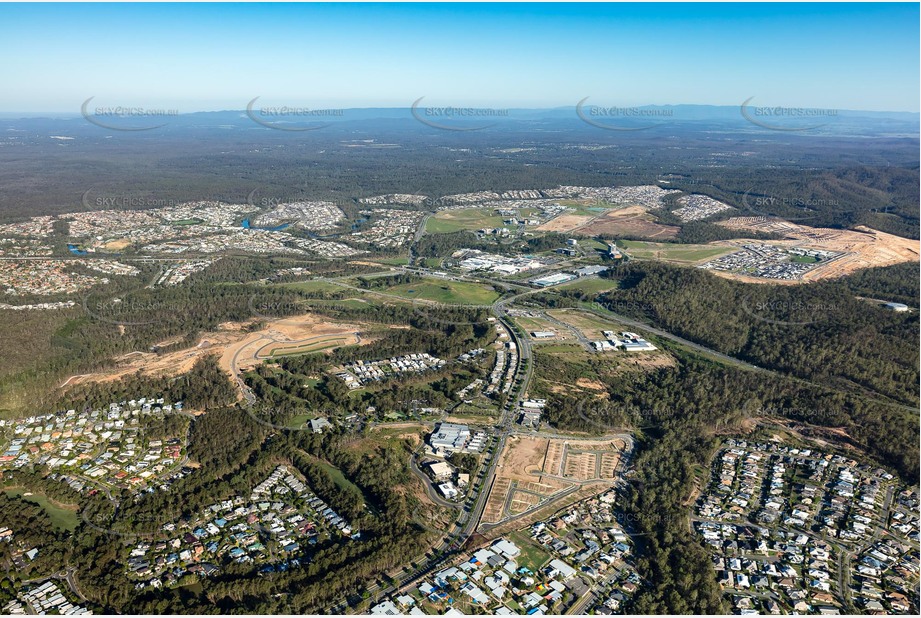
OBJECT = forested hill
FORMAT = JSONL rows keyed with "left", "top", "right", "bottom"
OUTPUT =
{"left": 599, "top": 261, "right": 919, "bottom": 408}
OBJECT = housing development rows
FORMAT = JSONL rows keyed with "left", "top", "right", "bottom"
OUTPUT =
{"left": 370, "top": 489, "right": 642, "bottom": 615}
{"left": 695, "top": 439, "right": 919, "bottom": 614}
{"left": 127, "top": 465, "right": 358, "bottom": 590}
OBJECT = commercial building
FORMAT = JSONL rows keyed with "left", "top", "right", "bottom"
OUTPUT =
{"left": 429, "top": 422, "right": 471, "bottom": 452}
{"left": 428, "top": 461, "right": 455, "bottom": 481}
{"left": 530, "top": 272, "right": 576, "bottom": 287}
{"left": 574, "top": 265, "right": 608, "bottom": 277}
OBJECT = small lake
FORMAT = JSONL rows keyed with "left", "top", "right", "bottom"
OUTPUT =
{"left": 241, "top": 218, "right": 290, "bottom": 232}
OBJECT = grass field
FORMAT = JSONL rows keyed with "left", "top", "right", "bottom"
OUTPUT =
{"left": 513, "top": 315, "right": 558, "bottom": 332}
{"left": 266, "top": 338, "right": 348, "bottom": 357}
{"left": 386, "top": 278, "right": 501, "bottom": 305}
{"left": 287, "top": 413, "right": 313, "bottom": 428}
{"left": 508, "top": 530, "right": 553, "bottom": 571}
{"left": 279, "top": 280, "right": 347, "bottom": 294}
{"left": 556, "top": 200, "right": 619, "bottom": 217}
{"left": 314, "top": 459, "right": 364, "bottom": 501}
{"left": 375, "top": 256, "right": 410, "bottom": 266}
{"left": 557, "top": 277, "right": 619, "bottom": 295}
{"left": 420, "top": 257, "right": 443, "bottom": 269}
{"left": 512, "top": 315, "right": 567, "bottom": 339}
{"left": 4, "top": 489, "right": 79, "bottom": 531}
{"left": 426, "top": 207, "right": 510, "bottom": 233}
{"left": 547, "top": 309, "right": 623, "bottom": 335}
{"left": 618, "top": 239, "right": 732, "bottom": 262}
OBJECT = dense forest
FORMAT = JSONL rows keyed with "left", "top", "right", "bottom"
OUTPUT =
{"left": 597, "top": 261, "right": 919, "bottom": 407}
{"left": 2, "top": 113, "right": 918, "bottom": 239}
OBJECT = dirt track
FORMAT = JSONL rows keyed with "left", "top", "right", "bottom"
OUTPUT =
{"left": 60, "top": 313, "right": 366, "bottom": 389}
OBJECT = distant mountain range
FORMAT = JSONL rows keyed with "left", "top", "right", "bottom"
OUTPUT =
{"left": 1, "top": 103, "right": 917, "bottom": 138}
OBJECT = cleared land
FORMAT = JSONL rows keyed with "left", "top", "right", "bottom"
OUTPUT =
{"left": 481, "top": 435, "right": 624, "bottom": 526}
{"left": 578, "top": 210, "right": 679, "bottom": 239}
{"left": 536, "top": 214, "right": 594, "bottom": 232}
{"left": 426, "top": 208, "right": 518, "bottom": 233}
{"left": 385, "top": 278, "right": 501, "bottom": 305}
{"left": 553, "top": 204, "right": 680, "bottom": 239}
{"left": 537, "top": 200, "right": 626, "bottom": 232}
{"left": 256, "top": 334, "right": 354, "bottom": 359}
{"left": 717, "top": 217, "right": 919, "bottom": 282}
{"left": 59, "top": 314, "right": 367, "bottom": 394}
{"left": 618, "top": 239, "right": 733, "bottom": 263}
{"left": 224, "top": 314, "right": 362, "bottom": 372}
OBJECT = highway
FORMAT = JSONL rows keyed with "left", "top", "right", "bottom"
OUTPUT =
{"left": 266, "top": 262, "right": 888, "bottom": 614}
{"left": 326, "top": 268, "right": 638, "bottom": 613}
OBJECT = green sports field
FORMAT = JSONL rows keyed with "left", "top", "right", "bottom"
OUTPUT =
{"left": 385, "top": 278, "right": 501, "bottom": 305}
{"left": 426, "top": 207, "right": 508, "bottom": 233}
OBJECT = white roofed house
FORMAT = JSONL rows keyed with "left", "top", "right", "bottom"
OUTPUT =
{"left": 491, "top": 538, "right": 520, "bottom": 559}
{"left": 439, "top": 482, "right": 460, "bottom": 500}
{"left": 546, "top": 558, "right": 577, "bottom": 580}
{"left": 370, "top": 600, "right": 400, "bottom": 615}
{"left": 309, "top": 417, "right": 332, "bottom": 434}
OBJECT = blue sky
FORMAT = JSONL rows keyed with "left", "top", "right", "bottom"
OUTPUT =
{"left": 1, "top": 2, "right": 918, "bottom": 113}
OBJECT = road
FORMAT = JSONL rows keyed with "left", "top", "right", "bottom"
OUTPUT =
{"left": 408, "top": 454, "right": 463, "bottom": 510}
{"left": 331, "top": 289, "right": 536, "bottom": 613}
{"left": 330, "top": 268, "right": 641, "bottom": 613}
{"left": 254, "top": 262, "right": 797, "bottom": 614}
{"left": 287, "top": 261, "right": 902, "bottom": 614}
{"left": 408, "top": 213, "right": 432, "bottom": 266}
{"left": 584, "top": 302, "right": 916, "bottom": 413}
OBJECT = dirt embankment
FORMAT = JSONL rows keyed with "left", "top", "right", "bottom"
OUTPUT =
{"left": 60, "top": 313, "right": 368, "bottom": 389}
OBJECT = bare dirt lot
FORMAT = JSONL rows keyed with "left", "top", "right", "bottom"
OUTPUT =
{"left": 481, "top": 435, "right": 624, "bottom": 525}
{"left": 717, "top": 217, "right": 919, "bottom": 282}
{"left": 571, "top": 206, "right": 680, "bottom": 239}
{"left": 60, "top": 313, "right": 367, "bottom": 391}
{"left": 536, "top": 214, "right": 594, "bottom": 233}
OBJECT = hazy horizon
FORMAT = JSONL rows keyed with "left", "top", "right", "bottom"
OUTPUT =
{"left": 1, "top": 2, "right": 918, "bottom": 114}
